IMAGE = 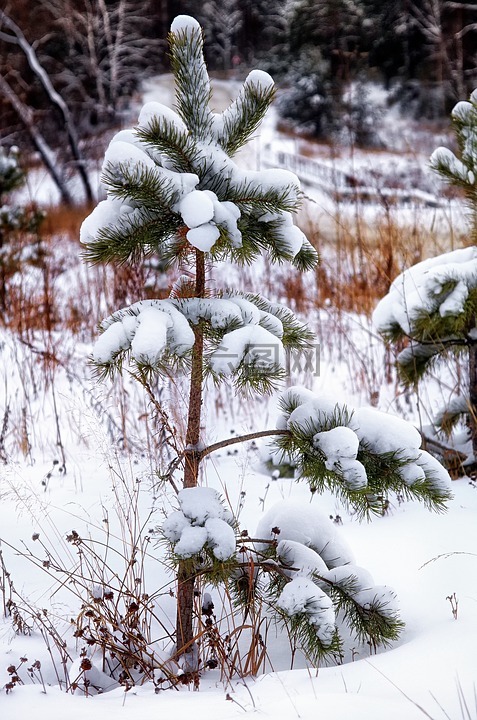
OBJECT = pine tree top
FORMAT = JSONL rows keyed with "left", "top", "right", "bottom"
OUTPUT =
{"left": 81, "top": 15, "right": 318, "bottom": 273}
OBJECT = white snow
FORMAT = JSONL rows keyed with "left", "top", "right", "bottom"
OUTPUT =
{"left": 210, "top": 324, "right": 285, "bottom": 375}
{"left": 204, "top": 517, "right": 236, "bottom": 560}
{"left": 179, "top": 190, "right": 215, "bottom": 228}
{"left": 372, "top": 246, "right": 477, "bottom": 334}
{"left": 276, "top": 539, "right": 329, "bottom": 578}
{"left": 162, "top": 510, "right": 190, "bottom": 542}
{"left": 313, "top": 427, "right": 359, "bottom": 461}
{"left": 313, "top": 426, "right": 367, "bottom": 490}
{"left": 321, "top": 563, "right": 375, "bottom": 594}
{"left": 276, "top": 577, "right": 335, "bottom": 646}
{"left": 92, "top": 320, "right": 129, "bottom": 363}
{"left": 79, "top": 197, "right": 123, "bottom": 245}
{"left": 170, "top": 15, "right": 201, "bottom": 36}
{"left": 137, "top": 101, "right": 187, "bottom": 133}
{"left": 255, "top": 501, "right": 355, "bottom": 569}
{"left": 102, "top": 139, "right": 156, "bottom": 176}
{"left": 174, "top": 525, "right": 209, "bottom": 558}
{"left": 352, "top": 407, "right": 421, "bottom": 461}
{"left": 186, "top": 223, "right": 220, "bottom": 251}
{"left": 245, "top": 70, "right": 275, "bottom": 92}
{"left": 163, "top": 488, "right": 236, "bottom": 561}
{"left": 130, "top": 306, "right": 170, "bottom": 365}
{"left": 430, "top": 146, "right": 469, "bottom": 182}
{"left": 93, "top": 300, "right": 196, "bottom": 365}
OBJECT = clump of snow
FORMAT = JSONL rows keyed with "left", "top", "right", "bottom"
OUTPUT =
{"left": 93, "top": 321, "right": 130, "bottom": 364}
{"left": 313, "top": 426, "right": 367, "bottom": 490}
{"left": 415, "top": 450, "right": 454, "bottom": 493}
{"left": 174, "top": 525, "right": 208, "bottom": 558}
{"left": 210, "top": 324, "right": 285, "bottom": 376}
{"left": 321, "top": 563, "right": 375, "bottom": 594}
{"left": 352, "top": 586, "right": 399, "bottom": 619}
{"left": 276, "top": 577, "right": 336, "bottom": 646}
{"left": 276, "top": 386, "right": 452, "bottom": 494}
{"left": 179, "top": 190, "right": 215, "bottom": 227}
{"left": 130, "top": 306, "right": 170, "bottom": 365}
{"left": 102, "top": 140, "right": 156, "bottom": 177}
{"left": 178, "top": 486, "right": 233, "bottom": 525}
{"left": 245, "top": 69, "right": 274, "bottom": 92}
{"left": 163, "top": 487, "right": 236, "bottom": 561}
{"left": 170, "top": 15, "right": 201, "bottom": 36}
{"left": 80, "top": 197, "right": 124, "bottom": 246}
{"left": 277, "top": 539, "right": 329, "bottom": 578}
{"left": 256, "top": 500, "right": 355, "bottom": 569}
{"left": 176, "top": 297, "right": 243, "bottom": 329}
{"left": 138, "top": 102, "right": 187, "bottom": 133}
{"left": 174, "top": 189, "right": 241, "bottom": 252}
{"left": 351, "top": 407, "right": 421, "bottom": 461}
{"left": 186, "top": 223, "right": 220, "bottom": 251}
{"left": 93, "top": 299, "right": 196, "bottom": 366}
{"left": 373, "top": 246, "right": 477, "bottom": 335}
{"left": 430, "top": 146, "right": 469, "bottom": 183}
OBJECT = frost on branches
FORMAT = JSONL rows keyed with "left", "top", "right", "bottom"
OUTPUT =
{"left": 81, "top": 14, "right": 451, "bottom": 674}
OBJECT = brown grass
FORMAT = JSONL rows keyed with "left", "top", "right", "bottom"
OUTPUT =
{"left": 1, "top": 197, "right": 468, "bottom": 338}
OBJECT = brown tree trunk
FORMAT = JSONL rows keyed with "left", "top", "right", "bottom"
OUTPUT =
{"left": 176, "top": 249, "right": 205, "bottom": 665}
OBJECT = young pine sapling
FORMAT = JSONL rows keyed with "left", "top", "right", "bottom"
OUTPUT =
{"left": 82, "top": 15, "right": 451, "bottom": 676}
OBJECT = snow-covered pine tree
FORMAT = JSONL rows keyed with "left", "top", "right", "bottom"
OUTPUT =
{"left": 374, "top": 89, "right": 477, "bottom": 466}
{"left": 81, "top": 15, "right": 451, "bottom": 676}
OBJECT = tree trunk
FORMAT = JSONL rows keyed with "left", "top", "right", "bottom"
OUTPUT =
{"left": 176, "top": 249, "right": 205, "bottom": 664}
{"left": 469, "top": 340, "right": 477, "bottom": 461}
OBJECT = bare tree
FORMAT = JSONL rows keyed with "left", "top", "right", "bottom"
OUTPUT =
{"left": 39, "top": 0, "right": 156, "bottom": 122}
{"left": 0, "top": 9, "right": 93, "bottom": 201}
{"left": 408, "top": 0, "right": 477, "bottom": 112}
{"left": 0, "top": 74, "right": 74, "bottom": 205}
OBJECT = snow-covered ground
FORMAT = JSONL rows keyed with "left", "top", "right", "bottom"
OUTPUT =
{"left": 2, "top": 75, "right": 477, "bottom": 719}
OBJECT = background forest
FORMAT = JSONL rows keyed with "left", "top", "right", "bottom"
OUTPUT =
{"left": 2, "top": 0, "right": 477, "bottom": 168}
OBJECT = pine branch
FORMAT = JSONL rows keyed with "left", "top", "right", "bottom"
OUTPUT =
{"left": 102, "top": 161, "right": 183, "bottom": 211}
{"left": 292, "top": 240, "right": 320, "bottom": 271}
{"left": 217, "top": 78, "right": 276, "bottom": 156}
{"left": 229, "top": 181, "right": 301, "bottom": 214}
{"left": 200, "top": 429, "right": 290, "bottom": 460}
{"left": 135, "top": 119, "right": 200, "bottom": 174}
{"left": 169, "top": 25, "right": 214, "bottom": 138}
{"left": 82, "top": 209, "right": 181, "bottom": 265}
{"left": 243, "top": 293, "right": 315, "bottom": 348}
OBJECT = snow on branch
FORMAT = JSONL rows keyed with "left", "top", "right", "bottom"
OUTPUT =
{"left": 271, "top": 386, "right": 452, "bottom": 515}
